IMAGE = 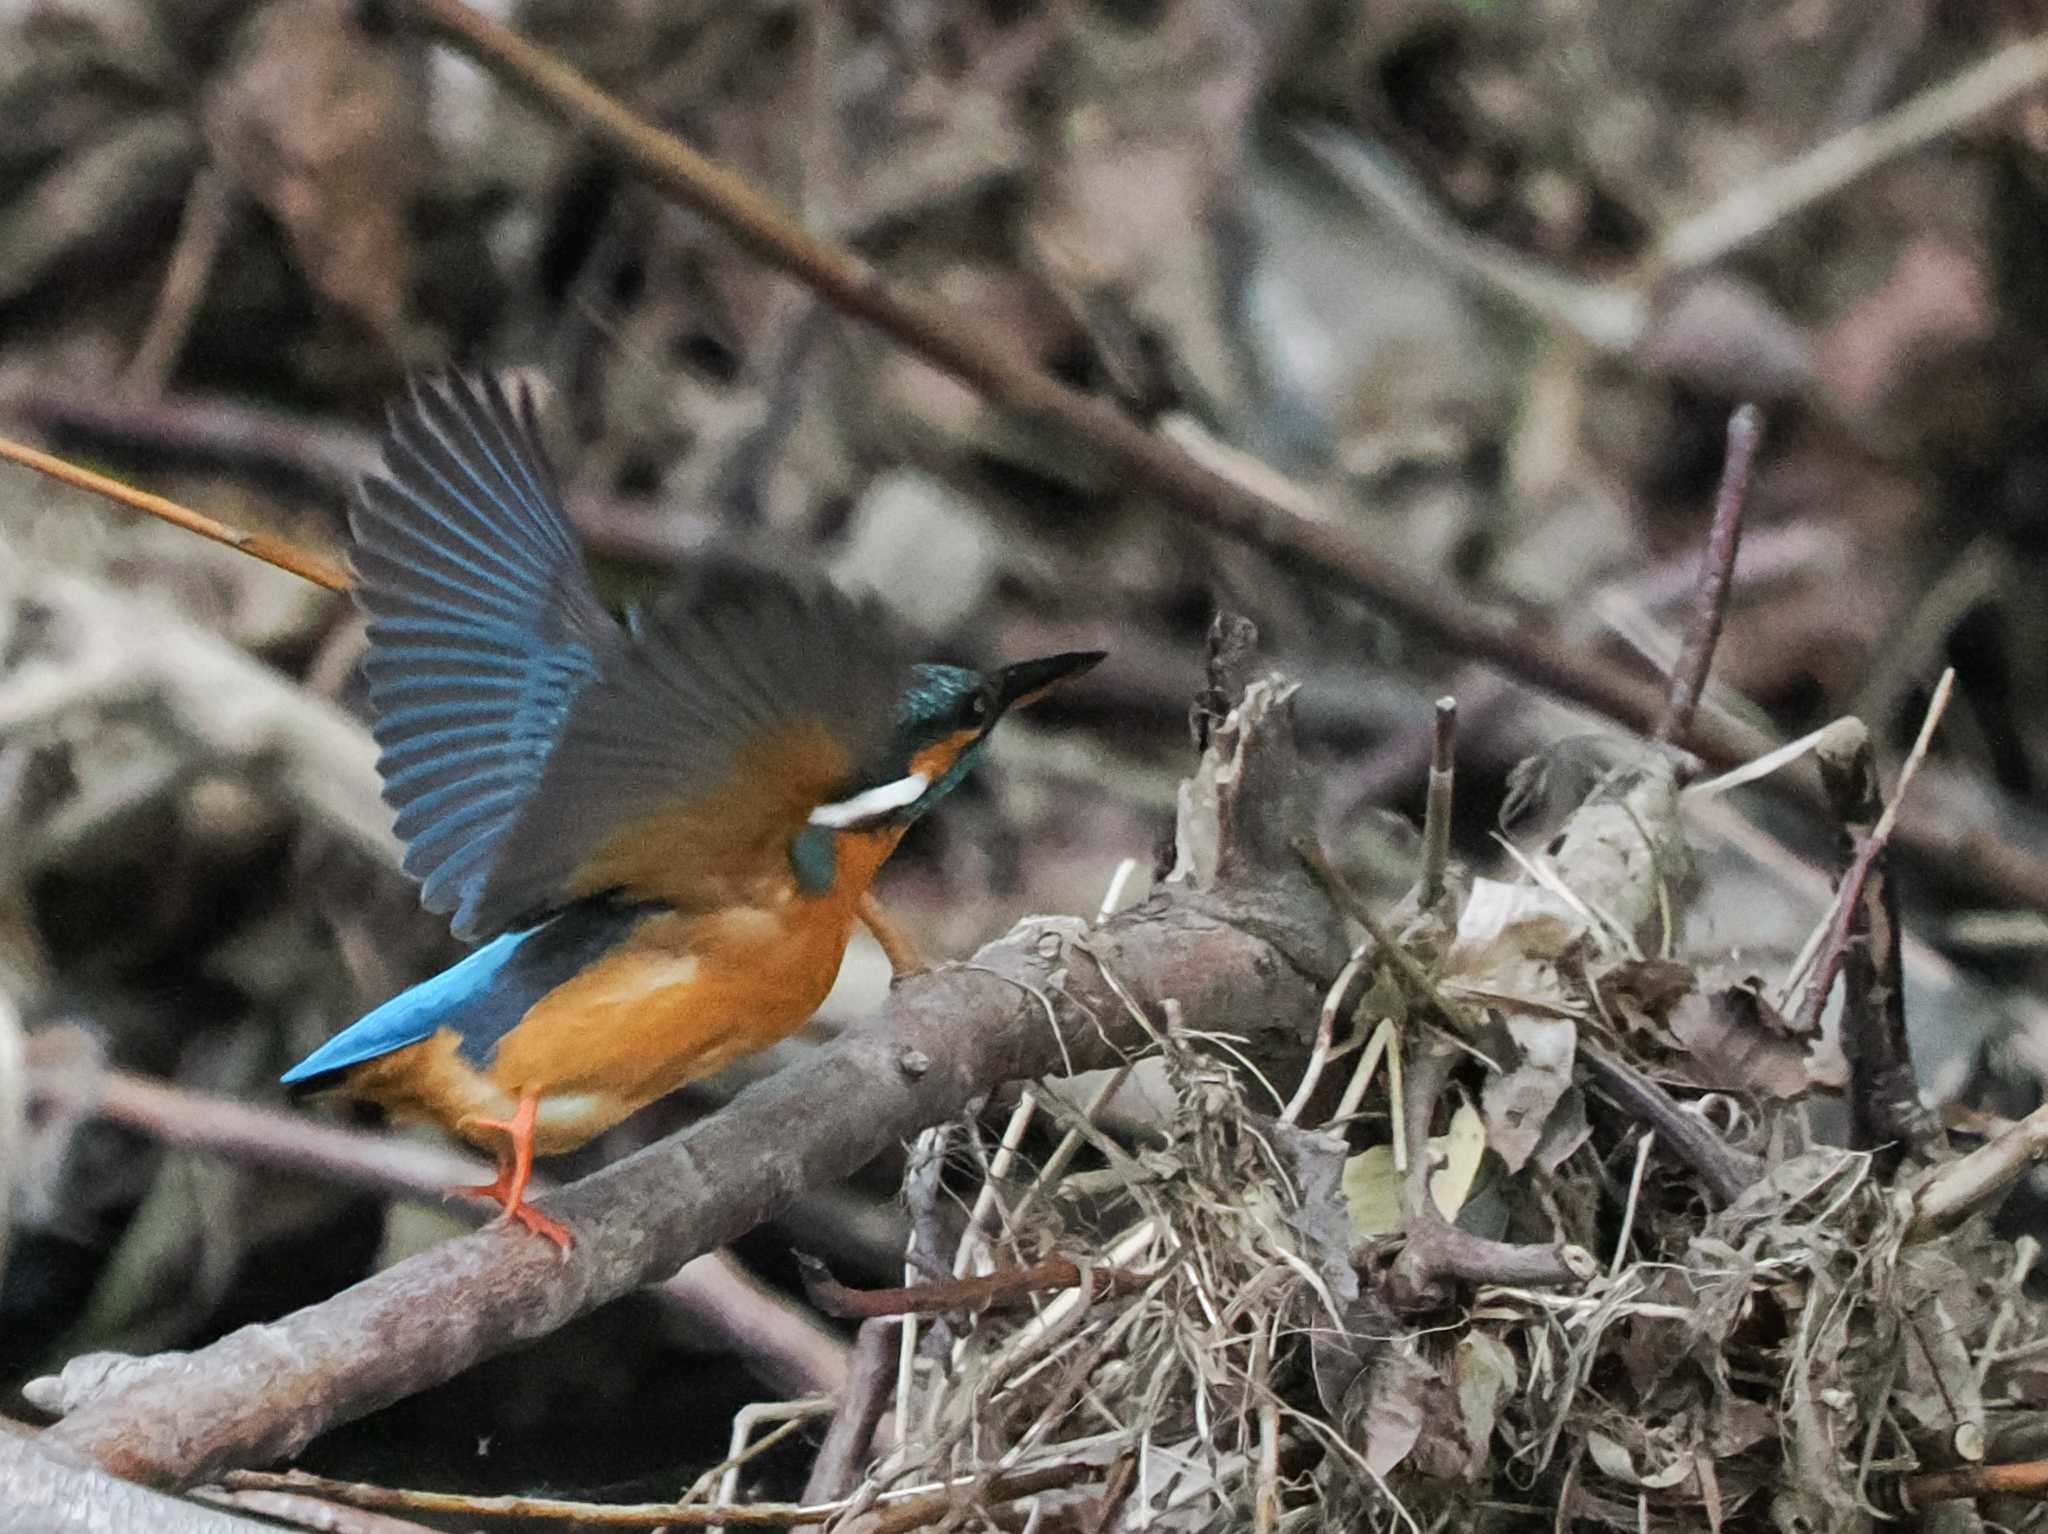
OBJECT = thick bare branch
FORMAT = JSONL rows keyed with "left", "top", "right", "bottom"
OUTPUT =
{"left": 0, "top": 1435, "right": 277, "bottom": 1534}
{"left": 29, "top": 1061, "right": 850, "bottom": 1403}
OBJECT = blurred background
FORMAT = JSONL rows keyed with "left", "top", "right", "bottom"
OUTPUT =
{"left": 5, "top": 0, "right": 2048, "bottom": 1504}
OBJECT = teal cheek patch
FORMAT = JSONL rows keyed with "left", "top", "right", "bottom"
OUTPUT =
{"left": 790, "top": 823, "right": 839, "bottom": 894}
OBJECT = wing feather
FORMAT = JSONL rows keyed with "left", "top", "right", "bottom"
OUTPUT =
{"left": 355, "top": 373, "right": 911, "bottom": 939}
{"left": 352, "top": 374, "right": 620, "bottom": 939}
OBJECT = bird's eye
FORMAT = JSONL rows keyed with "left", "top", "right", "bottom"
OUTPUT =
{"left": 966, "top": 692, "right": 991, "bottom": 723}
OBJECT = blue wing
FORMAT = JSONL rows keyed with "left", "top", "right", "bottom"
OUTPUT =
{"left": 355, "top": 373, "right": 912, "bottom": 939}
{"left": 353, "top": 374, "right": 623, "bottom": 941}
{"left": 283, "top": 898, "right": 658, "bottom": 1088}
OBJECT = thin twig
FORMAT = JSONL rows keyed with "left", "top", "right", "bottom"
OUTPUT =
{"left": 799, "top": 1253, "right": 1153, "bottom": 1320}
{"left": 1792, "top": 672, "right": 1955, "bottom": 1039}
{"left": 1655, "top": 32, "right": 2048, "bottom": 274}
{"left": 1293, "top": 835, "right": 1498, "bottom": 1072}
{"left": 1577, "top": 1042, "right": 1758, "bottom": 1207}
{"left": 800, "top": 1318, "right": 901, "bottom": 1504}
{"left": 0, "top": 434, "right": 350, "bottom": 591}
{"left": 1329, "top": 1018, "right": 1396, "bottom": 1129}
{"left": 1611, "top": 1131, "right": 1655, "bottom": 1279}
{"left": 194, "top": 1487, "right": 444, "bottom": 1534}
{"left": 124, "top": 168, "right": 231, "bottom": 396}
{"left": 1085, "top": 1452, "right": 1139, "bottom": 1534}
{"left": 1252, "top": 1319, "right": 1281, "bottom": 1534}
{"left": 1657, "top": 405, "right": 1761, "bottom": 747}
{"left": 1418, "top": 696, "right": 1458, "bottom": 907}
{"left": 1813, "top": 719, "right": 1940, "bottom": 1163}
{"left": 1281, "top": 945, "right": 1372, "bottom": 1127}
{"left": 217, "top": 1463, "right": 1096, "bottom": 1529}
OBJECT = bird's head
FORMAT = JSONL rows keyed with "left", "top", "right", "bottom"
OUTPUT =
{"left": 806, "top": 651, "right": 1105, "bottom": 834}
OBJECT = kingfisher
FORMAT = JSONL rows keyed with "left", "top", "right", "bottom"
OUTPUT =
{"left": 282, "top": 373, "right": 1102, "bottom": 1250}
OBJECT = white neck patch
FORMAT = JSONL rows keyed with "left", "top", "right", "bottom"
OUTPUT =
{"left": 807, "top": 772, "right": 931, "bottom": 829}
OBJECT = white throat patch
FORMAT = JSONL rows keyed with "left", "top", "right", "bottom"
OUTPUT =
{"left": 807, "top": 772, "right": 931, "bottom": 829}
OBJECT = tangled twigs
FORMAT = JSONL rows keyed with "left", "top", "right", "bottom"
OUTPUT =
{"left": 1657, "top": 404, "right": 1761, "bottom": 749}
{"left": 797, "top": 1253, "right": 1154, "bottom": 1319}
{"left": 1383, "top": 1045, "right": 1595, "bottom": 1309}
{"left": 1577, "top": 1043, "right": 1759, "bottom": 1207}
{"left": 1813, "top": 721, "right": 1942, "bottom": 1165}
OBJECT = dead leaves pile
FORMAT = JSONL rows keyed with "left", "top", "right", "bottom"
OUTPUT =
{"left": 872, "top": 736, "right": 2044, "bottom": 1533}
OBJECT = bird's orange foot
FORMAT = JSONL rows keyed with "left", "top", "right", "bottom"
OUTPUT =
{"left": 493, "top": 1199, "right": 576, "bottom": 1253}
{"left": 451, "top": 1165, "right": 516, "bottom": 1205}
{"left": 454, "top": 1095, "right": 574, "bottom": 1256}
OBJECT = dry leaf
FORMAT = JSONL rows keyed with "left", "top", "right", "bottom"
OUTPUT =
{"left": 1480, "top": 1015, "right": 1577, "bottom": 1173}
{"left": 1667, "top": 986, "right": 1819, "bottom": 1098}
{"left": 1343, "top": 1103, "right": 1487, "bottom": 1237}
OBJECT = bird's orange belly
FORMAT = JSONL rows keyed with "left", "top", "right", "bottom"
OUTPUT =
{"left": 343, "top": 903, "right": 860, "bottom": 1157}
{"left": 485, "top": 905, "right": 856, "bottom": 1152}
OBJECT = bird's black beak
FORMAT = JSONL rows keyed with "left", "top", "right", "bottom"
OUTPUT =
{"left": 995, "top": 650, "right": 1106, "bottom": 713}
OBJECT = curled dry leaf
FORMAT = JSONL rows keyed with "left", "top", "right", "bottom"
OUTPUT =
{"left": 1454, "top": 1331, "right": 1518, "bottom": 1478}
{"left": 1667, "top": 985, "right": 1827, "bottom": 1098}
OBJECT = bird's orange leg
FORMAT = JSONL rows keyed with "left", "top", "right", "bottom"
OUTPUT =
{"left": 453, "top": 1093, "right": 574, "bottom": 1253}
{"left": 858, "top": 891, "right": 928, "bottom": 980}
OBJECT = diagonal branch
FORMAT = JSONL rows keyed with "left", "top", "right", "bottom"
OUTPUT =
{"left": 0, "top": 433, "right": 349, "bottom": 592}
{"left": 27, "top": 1060, "right": 850, "bottom": 1402}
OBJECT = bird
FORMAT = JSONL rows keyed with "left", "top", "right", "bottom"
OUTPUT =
{"left": 282, "top": 373, "right": 1103, "bottom": 1250}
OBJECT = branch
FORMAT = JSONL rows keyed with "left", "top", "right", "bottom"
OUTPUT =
{"left": 0, "top": 1435, "right": 277, "bottom": 1534}
{"left": 212, "top": 1461, "right": 1096, "bottom": 1529}
{"left": 1901, "top": 1456, "right": 2048, "bottom": 1509}
{"left": 1657, "top": 404, "right": 1761, "bottom": 748}
{"left": 1417, "top": 696, "right": 1457, "bottom": 909}
{"left": 800, "top": 1318, "right": 899, "bottom": 1504}
{"left": 1792, "top": 674, "right": 1954, "bottom": 1041}
{"left": 0, "top": 433, "right": 349, "bottom": 591}
{"left": 37, "top": 675, "right": 1342, "bottom": 1489}
{"left": 1812, "top": 722, "right": 1940, "bottom": 1165}
{"left": 1654, "top": 32, "right": 2048, "bottom": 274}
{"left": 1577, "top": 1042, "right": 1759, "bottom": 1207}
{"left": 797, "top": 1253, "right": 1153, "bottom": 1319}
{"left": 1382, "top": 1045, "right": 1595, "bottom": 1309}
{"left": 29, "top": 1060, "right": 849, "bottom": 1403}
{"left": 1899, "top": 1100, "right": 2048, "bottom": 1240}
